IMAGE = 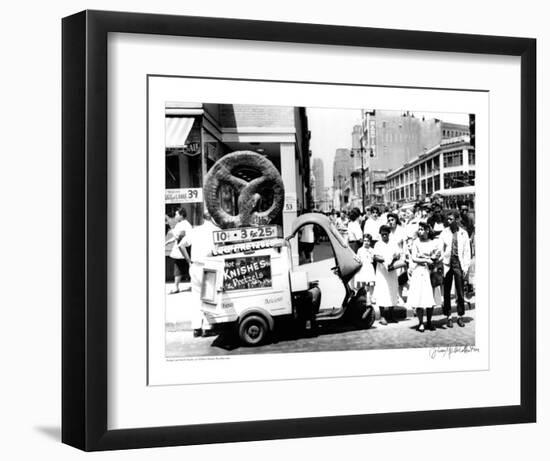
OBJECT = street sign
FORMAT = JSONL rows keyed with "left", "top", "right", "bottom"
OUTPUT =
{"left": 283, "top": 193, "right": 297, "bottom": 213}
{"left": 165, "top": 188, "right": 203, "bottom": 204}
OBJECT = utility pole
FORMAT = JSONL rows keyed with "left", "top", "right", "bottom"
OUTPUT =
{"left": 350, "top": 138, "right": 366, "bottom": 212}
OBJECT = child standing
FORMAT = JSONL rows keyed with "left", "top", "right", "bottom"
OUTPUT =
{"left": 407, "top": 222, "right": 439, "bottom": 332}
{"left": 355, "top": 234, "right": 376, "bottom": 309}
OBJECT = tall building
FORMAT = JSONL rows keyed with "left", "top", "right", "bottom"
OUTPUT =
{"left": 362, "top": 110, "right": 466, "bottom": 171}
{"left": 358, "top": 110, "right": 470, "bottom": 205}
{"left": 311, "top": 158, "right": 325, "bottom": 210}
{"left": 332, "top": 148, "right": 353, "bottom": 209}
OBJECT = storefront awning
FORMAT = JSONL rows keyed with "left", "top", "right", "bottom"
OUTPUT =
{"left": 165, "top": 117, "right": 194, "bottom": 148}
{"left": 437, "top": 186, "right": 475, "bottom": 196}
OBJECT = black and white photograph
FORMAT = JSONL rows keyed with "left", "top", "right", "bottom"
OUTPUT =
{"left": 161, "top": 102, "right": 477, "bottom": 359}
{"left": 2, "top": 1, "right": 541, "bottom": 457}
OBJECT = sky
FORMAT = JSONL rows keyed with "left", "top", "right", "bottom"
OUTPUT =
{"left": 306, "top": 107, "right": 470, "bottom": 187}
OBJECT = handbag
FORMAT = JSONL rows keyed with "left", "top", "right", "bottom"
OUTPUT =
{"left": 430, "top": 263, "right": 444, "bottom": 287}
{"left": 398, "top": 270, "right": 409, "bottom": 286}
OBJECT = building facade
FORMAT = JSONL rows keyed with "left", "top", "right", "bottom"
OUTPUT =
{"left": 352, "top": 110, "right": 471, "bottom": 208}
{"left": 165, "top": 103, "right": 311, "bottom": 239}
{"left": 385, "top": 135, "right": 475, "bottom": 207}
{"left": 332, "top": 148, "right": 353, "bottom": 210}
{"left": 311, "top": 157, "right": 326, "bottom": 210}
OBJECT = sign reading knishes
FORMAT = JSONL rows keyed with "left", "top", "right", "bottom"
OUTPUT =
{"left": 224, "top": 255, "right": 272, "bottom": 291}
{"left": 165, "top": 188, "right": 203, "bottom": 204}
{"left": 213, "top": 226, "right": 279, "bottom": 244}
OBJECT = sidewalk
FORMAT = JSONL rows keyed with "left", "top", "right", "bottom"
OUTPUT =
{"left": 387, "top": 296, "right": 476, "bottom": 320}
{"left": 165, "top": 283, "right": 194, "bottom": 331}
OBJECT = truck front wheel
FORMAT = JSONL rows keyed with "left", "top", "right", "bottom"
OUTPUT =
{"left": 238, "top": 315, "right": 269, "bottom": 346}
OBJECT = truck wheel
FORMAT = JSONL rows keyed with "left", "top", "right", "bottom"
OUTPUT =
{"left": 238, "top": 315, "right": 269, "bottom": 346}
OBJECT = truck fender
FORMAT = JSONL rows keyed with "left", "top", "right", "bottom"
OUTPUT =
{"left": 238, "top": 307, "right": 275, "bottom": 331}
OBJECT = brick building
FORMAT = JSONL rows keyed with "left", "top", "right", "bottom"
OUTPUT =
{"left": 165, "top": 103, "right": 310, "bottom": 233}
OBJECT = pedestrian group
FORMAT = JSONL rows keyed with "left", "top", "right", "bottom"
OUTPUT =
{"left": 329, "top": 199, "right": 474, "bottom": 332}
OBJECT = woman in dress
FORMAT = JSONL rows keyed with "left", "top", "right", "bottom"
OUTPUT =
{"left": 407, "top": 221, "right": 440, "bottom": 332}
{"left": 373, "top": 225, "right": 401, "bottom": 325}
{"left": 355, "top": 234, "right": 376, "bottom": 308}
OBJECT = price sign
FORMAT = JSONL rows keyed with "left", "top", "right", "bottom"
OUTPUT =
{"left": 223, "top": 255, "right": 272, "bottom": 291}
{"left": 165, "top": 188, "right": 203, "bottom": 204}
{"left": 283, "top": 193, "right": 297, "bottom": 213}
{"left": 212, "top": 226, "right": 279, "bottom": 245}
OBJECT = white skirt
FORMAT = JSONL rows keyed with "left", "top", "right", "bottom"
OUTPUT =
{"left": 374, "top": 263, "right": 399, "bottom": 306}
{"left": 406, "top": 265, "right": 435, "bottom": 308}
{"left": 355, "top": 261, "right": 376, "bottom": 284}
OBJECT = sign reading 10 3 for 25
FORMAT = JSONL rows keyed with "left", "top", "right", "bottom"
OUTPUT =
{"left": 165, "top": 188, "right": 203, "bottom": 204}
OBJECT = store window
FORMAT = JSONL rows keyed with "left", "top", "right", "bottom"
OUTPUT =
{"left": 443, "top": 151, "right": 463, "bottom": 168}
{"left": 444, "top": 171, "right": 473, "bottom": 189}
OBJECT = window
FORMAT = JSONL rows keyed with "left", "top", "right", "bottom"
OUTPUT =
{"left": 434, "top": 175, "right": 441, "bottom": 191}
{"left": 444, "top": 151, "right": 463, "bottom": 168}
{"left": 469, "top": 151, "right": 476, "bottom": 165}
{"left": 444, "top": 171, "right": 474, "bottom": 189}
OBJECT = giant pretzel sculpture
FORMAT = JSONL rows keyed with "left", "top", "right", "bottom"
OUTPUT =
{"left": 204, "top": 151, "right": 285, "bottom": 229}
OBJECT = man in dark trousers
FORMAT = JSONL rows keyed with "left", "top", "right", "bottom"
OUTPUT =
{"left": 440, "top": 211, "right": 472, "bottom": 327}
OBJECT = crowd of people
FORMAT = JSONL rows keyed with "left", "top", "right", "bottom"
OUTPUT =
{"left": 322, "top": 198, "right": 475, "bottom": 332}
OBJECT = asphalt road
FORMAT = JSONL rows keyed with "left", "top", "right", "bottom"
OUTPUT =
{"left": 166, "top": 309, "right": 476, "bottom": 358}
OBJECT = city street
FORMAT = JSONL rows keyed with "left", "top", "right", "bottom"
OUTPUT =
{"left": 166, "top": 308, "right": 475, "bottom": 358}
{"left": 165, "top": 237, "right": 475, "bottom": 358}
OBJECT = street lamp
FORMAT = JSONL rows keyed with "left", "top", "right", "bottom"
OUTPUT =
{"left": 333, "top": 175, "right": 344, "bottom": 210}
{"left": 350, "top": 138, "right": 367, "bottom": 212}
{"left": 338, "top": 174, "right": 343, "bottom": 209}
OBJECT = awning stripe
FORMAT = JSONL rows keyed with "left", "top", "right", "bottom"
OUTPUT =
{"left": 165, "top": 117, "right": 194, "bottom": 148}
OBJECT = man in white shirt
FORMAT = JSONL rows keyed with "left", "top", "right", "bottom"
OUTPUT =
{"left": 347, "top": 208, "right": 363, "bottom": 253}
{"left": 188, "top": 211, "right": 220, "bottom": 337}
{"left": 299, "top": 222, "right": 315, "bottom": 263}
{"left": 441, "top": 211, "right": 471, "bottom": 328}
{"left": 169, "top": 207, "right": 193, "bottom": 294}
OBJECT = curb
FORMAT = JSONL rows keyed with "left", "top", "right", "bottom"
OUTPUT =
{"left": 374, "top": 301, "right": 476, "bottom": 320}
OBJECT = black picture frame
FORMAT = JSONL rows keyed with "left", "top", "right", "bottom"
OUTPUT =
{"left": 62, "top": 10, "right": 536, "bottom": 451}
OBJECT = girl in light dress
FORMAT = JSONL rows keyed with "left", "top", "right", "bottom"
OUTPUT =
{"left": 355, "top": 234, "right": 376, "bottom": 308}
{"left": 373, "top": 225, "right": 401, "bottom": 325}
{"left": 407, "top": 221, "right": 442, "bottom": 332}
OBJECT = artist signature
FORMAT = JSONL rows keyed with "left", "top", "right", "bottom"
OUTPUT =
{"left": 429, "top": 345, "right": 480, "bottom": 359}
